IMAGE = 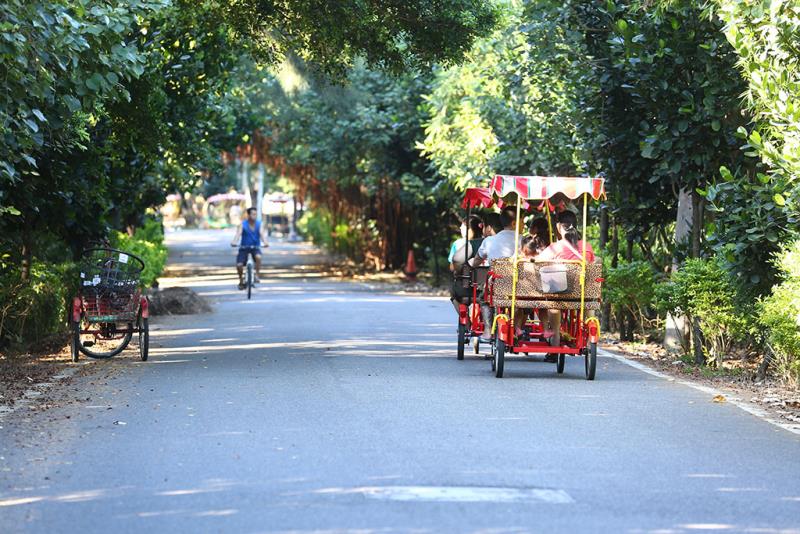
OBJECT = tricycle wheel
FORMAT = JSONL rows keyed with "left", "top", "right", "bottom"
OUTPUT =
{"left": 78, "top": 321, "right": 132, "bottom": 359}
{"left": 585, "top": 342, "right": 597, "bottom": 381}
{"left": 457, "top": 322, "right": 465, "bottom": 360}
{"left": 556, "top": 354, "right": 565, "bottom": 374}
{"left": 138, "top": 318, "right": 149, "bottom": 361}
{"left": 494, "top": 339, "right": 505, "bottom": 378}
{"left": 71, "top": 321, "right": 80, "bottom": 363}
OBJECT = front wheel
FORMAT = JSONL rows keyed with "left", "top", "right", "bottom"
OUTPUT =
{"left": 246, "top": 263, "right": 253, "bottom": 300}
{"left": 138, "top": 318, "right": 149, "bottom": 361}
{"left": 556, "top": 353, "right": 565, "bottom": 374}
{"left": 494, "top": 339, "right": 505, "bottom": 378}
{"left": 585, "top": 342, "right": 597, "bottom": 381}
{"left": 457, "top": 322, "right": 465, "bottom": 360}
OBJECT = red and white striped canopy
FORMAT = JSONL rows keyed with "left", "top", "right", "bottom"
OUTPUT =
{"left": 490, "top": 175, "right": 605, "bottom": 201}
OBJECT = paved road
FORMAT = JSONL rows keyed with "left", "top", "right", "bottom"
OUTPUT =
{"left": 1, "top": 229, "right": 799, "bottom": 533}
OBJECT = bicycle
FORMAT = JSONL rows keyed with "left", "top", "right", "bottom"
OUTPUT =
{"left": 70, "top": 248, "right": 149, "bottom": 361}
{"left": 235, "top": 245, "right": 260, "bottom": 299}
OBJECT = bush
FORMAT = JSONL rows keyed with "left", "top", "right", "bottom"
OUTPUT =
{"left": 297, "top": 209, "right": 364, "bottom": 263}
{"left": 656, "top": 257, "right": 749, "bottom": 365}
{"left": 604, "top": 261, "right": 658, "bottom": 337}
{"left": 110, "top": 218, "right": 167, "bottom": 288}
{"left": 0, "top": 261, "right": 75, "bottom": 349}
{"left": 759, "top": 241, "right": 800, "bottom": 386}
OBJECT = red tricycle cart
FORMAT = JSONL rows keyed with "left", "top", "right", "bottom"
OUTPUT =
{"left": 452, "top": 187, "right": 496, "bottom": 359}
{"left": 483, "top": 175, "right": 605, "bottom": 379}
{"left": 70, "top": 248, "right": 150, "bottom": 362}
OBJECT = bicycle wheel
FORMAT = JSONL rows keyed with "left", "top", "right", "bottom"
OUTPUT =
{"left": 457, "top": 322, "right": 465, "bottom": 360}
{"left": 247, "top": 262, "right": 253, "bottom": 300}
{"left": 138, "top": 317, "right": 149, "bottom": 361}
{"left": 494, "top": 339, "right": 505, "bottom": 378}
{"left": 77, "top": 320, "right": 132, "bottom": 358}
{"left": 585, "top": 342, "right": 597, "bottom": 381}
{"left": 71, "top": 321, "right": 80, "bottom": 362}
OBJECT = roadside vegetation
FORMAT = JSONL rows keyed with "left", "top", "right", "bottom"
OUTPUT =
{"left": 0, "top": 0, "right": 797, "bottom": 386}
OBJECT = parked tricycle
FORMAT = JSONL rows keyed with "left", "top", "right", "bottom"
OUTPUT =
{"left": 70, "top": 248, "right": 150, "bottom": 362}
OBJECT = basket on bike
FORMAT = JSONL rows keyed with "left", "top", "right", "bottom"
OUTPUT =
{"left": 78, "top": 248, "right": 145, "bottom": 323}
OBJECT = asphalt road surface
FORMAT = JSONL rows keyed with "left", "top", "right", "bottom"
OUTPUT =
{"left": 1, "top": 229, "right": 799, "bottom": 533}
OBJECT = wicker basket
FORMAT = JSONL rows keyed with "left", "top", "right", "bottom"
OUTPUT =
{"left": 491, "top": 259, "right": 602, "bottom": 309}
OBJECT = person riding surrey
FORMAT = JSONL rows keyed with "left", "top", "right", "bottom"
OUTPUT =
{"left": 472, "top": 206, "right": 521, "bottom": 267}
{"left": 231, "top": 207, "right": 269, "bottom": 290}
{"left": 527, "top": 217, "right": 551, "bottom": 252}
{"left": 448, "top": 215, "right": 484, "bottom": 271}
{"left": 536, "top": 210, "right": 595, "bottom": 262}
{"left": 536, "top": 209, "right": 596, "bottom": 352}
{"left": 472, "top": 206, "right": 522, "bottom": 341}
{"left": 482, "top": 212, "right": 503, "bottom": 238}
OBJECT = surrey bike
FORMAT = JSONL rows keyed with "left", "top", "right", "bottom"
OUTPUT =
{"left": 483, "top": 175, "right": 606, "bottom": 380}
{"left": 70, "top": 248, "right": 150, "bottom": 362}
{"left": 452, "top": 187, "right": 495, "bottom": 360}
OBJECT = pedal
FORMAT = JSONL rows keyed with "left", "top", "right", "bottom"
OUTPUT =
{"left": 82, "top": 341, "right": 95, "bottom": 348}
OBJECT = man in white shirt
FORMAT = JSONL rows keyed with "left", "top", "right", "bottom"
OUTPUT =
{"left": 473, "top": 206, "right": 521, "bottom": 265}
{"left": 472, "top": 206, "right": 522, "bottom": 341}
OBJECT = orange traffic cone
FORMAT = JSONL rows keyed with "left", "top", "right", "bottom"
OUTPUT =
{"left": 403, "top": 249, "right": 418, "bottom": 281}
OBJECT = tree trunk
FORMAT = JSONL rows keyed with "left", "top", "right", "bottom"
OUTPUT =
{"left": 599, "top": 206, "right": 609, "bottom": 251}
{"left": 20, "top": 229, "right": 32, "bottom": 282}
{"left": 603, "top": 220, "right": 618, "bottom": 333}
{"left": 690, "top": 188, "right": 704, "bottom": 258}
{"left": 692, "top": 316, "right": 705, "bottom": 365}
{"left": 610, "top": 221, "right": 619, "bottom": 268}
{"left": 625, "top": 236, "right": 634, "bottom": 262}
{"left": 664, "top": 188, "right": 693, "bottom": 352}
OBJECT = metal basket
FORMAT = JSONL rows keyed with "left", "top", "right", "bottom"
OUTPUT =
{"left": 78, "top": 248, "right": 145, "bottom": 322}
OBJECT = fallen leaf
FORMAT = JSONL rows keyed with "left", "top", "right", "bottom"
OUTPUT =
{"left": 712, "top": 394, "right": 726, "bottom": 403}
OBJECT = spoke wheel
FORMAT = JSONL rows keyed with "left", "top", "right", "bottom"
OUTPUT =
{"left": 138, "top": 317, "right": 149, "bottom": 361}
{"left": 246, "top": 263, "right": 253, "bottom": 300}
{"left": 77, "top": 320, "right": 132, "bottom": 359}
{"left": 70, "top": 320, "right": 80, "bottom": 362}
{"left": 585, "top": 342, "right": 597, "bottom": 381}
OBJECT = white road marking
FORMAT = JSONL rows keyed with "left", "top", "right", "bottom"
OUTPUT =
{"left": 315, "top": 485, "right": 574, "bottom": 504}
{"left": 600, "top": 349, "right": 800, "bottom": 436}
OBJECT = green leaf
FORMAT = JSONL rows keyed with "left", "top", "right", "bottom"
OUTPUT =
{"left": 774, "top": 193, "right": 786, "bottom": 206}
{"left": 63, "top": 95, "right": 81, "bottom": 113}
{"left": 711, "top": 120, "right": 721, "bottom": 131}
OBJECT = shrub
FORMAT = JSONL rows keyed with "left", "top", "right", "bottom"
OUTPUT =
{"left": 298, "top": 209, "right": 365, "bottom": 263}
{"left": 656, "top": 258, "right": 748, "bottom": 365}
{"left": 0, "top": 261, "right": 75, "bottom": 349}
{"left": 110, "top": 218, "right": 167, "bottom": 288}
{"left": 604, "top": 261, "right": 658, "bottom": 337}
{"left": 758, "top": 241, "right": 800, "bottom": 386}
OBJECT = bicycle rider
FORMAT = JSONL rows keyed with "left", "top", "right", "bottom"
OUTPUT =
{"left": 230, "top": 207, "right": 269, "bottom": 290}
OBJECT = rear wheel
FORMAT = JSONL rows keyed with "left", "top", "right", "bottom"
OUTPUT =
{"left": 138, "top": 318, "right": 149, "bottom": 361}
{"left": 457, "top": 323, "right": 465, "bottom": 360}
{"left": 77, "top": 321, "right": 132, "bottom": 359}
{"left": 585, "top": 342, "right": 597, "bottom": 381}
{"left": 556, "top": 353, "right": 565, "bottom": 374}
{"left": 71, "top": 321, "right": 80, "bottom": 362}
{"left": 494, "top": 339, "right": 505, "bottom": 378}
